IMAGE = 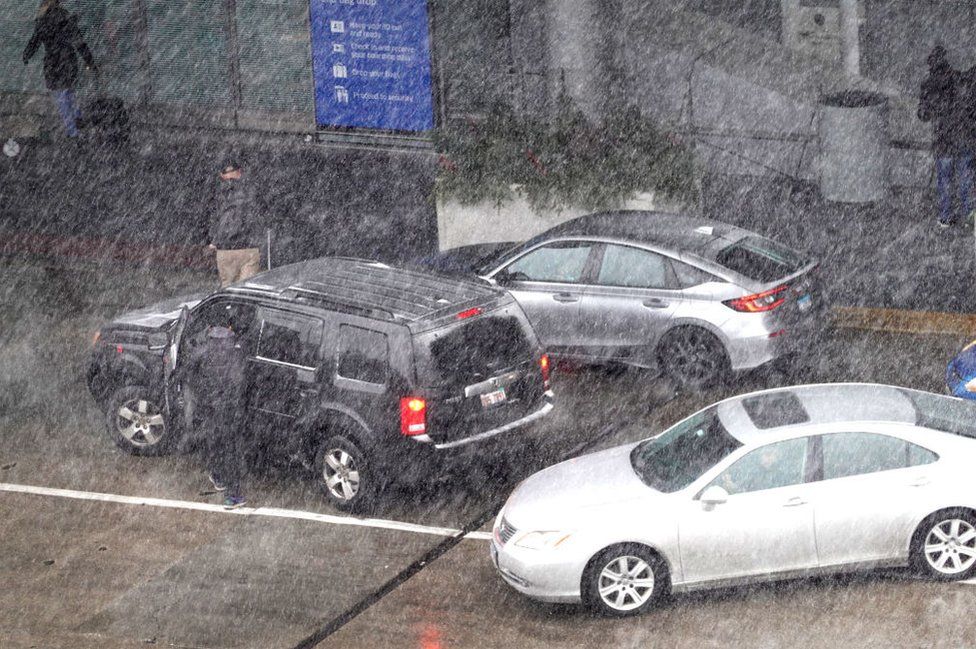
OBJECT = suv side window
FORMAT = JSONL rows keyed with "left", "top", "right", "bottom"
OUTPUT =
{"left": 336, "top": 325, "right": 389, "bottom": 386}
{"left": 711, "top": 437, "right": 809, "bottom": 495}
{"left": 821, "top": 432, "right": 937, "bottom": 480}
{"left": 597, "top": 244, "right": 674, "bottom": 289}
{"left": 184, "top": 300, "right": 257, "bottom": 351}
{"left": 501, "top": 241, "right": 595, "bottom": 283}
{"left": 256, "top": 309, "right": 323, "bottom": 369}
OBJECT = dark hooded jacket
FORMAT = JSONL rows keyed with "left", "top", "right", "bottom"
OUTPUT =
{"left": 210, "top": 176, "right": 262, "bottom": 250}
{"left": 184, "top": 328, "right": 248, "bottom": 423}
{"left": 22, "top": 6, "right": 97, "bottom": 91}
{"left": 918, "top": 59, "right": 966, "bottom": 156}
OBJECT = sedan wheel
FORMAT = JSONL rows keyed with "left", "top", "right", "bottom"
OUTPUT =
{"left": 583, "top": 544, "right": 669, "bottom": 616}
{"left": 314, "top": 435, "right": 375, "bottom": 513}
{"left": 917, "top": 513, "right": 976, "bottom": 580}
{"left": 659, "top": 327, "right": 728, "bottom": 390}
{"left": 106, "top": 385, "right": 173, "bottom": 456}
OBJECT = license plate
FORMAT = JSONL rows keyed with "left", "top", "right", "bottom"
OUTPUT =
{"left": 797, "top": 294, "right": 812, "bottom": 311}
{"left": 480, "top": 387, "right": 507, "bottom": 408}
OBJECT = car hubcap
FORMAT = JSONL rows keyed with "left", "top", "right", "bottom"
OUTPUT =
{"left": 116, "top": 398, "right": 165, "bottom": 447}
{"left": 669, "top": 331, "right": 718, "bottom": 383}
{"left": 323, "top": 449, "right": 360, "bottom": 502}
{"left": 924, "top": 518, "right": 976, "bottom": 575}
{"left": 598, "top": 555, "right": 655, "bottom": 611}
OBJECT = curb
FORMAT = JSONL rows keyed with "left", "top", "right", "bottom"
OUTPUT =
{"left": 833, "top": 306, "right": 976, "bottom": 337}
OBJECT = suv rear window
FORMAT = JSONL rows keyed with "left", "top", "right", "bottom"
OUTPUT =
{"left": 427, "top": 316, "right": 532, "bottom": 385}
{"left": 337, "top": 325, "right": 389, "bottom": 385}
{"left": 715, "top": 236, "right": 807, "bottom": 283}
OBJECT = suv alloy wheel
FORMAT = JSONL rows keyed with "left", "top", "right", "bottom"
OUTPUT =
{"left": 106, "top": 385, "right": 173, "bottom": 456}
{"left": 314, "top": 434, "right": 375, "bottom": 512}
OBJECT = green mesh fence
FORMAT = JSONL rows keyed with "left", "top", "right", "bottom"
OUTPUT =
{"left": 237, "top": 0, "right": 313, "bottom": 113}
{"left": 146, "top": 1, "right": 229, "bottom": 105}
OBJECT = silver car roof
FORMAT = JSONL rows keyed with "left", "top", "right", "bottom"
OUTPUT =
{"left": 541, "top": 210, "right": 752, "bottom": 257}
{"left": 716, "top": 383, "right": 921, "bottom": 445}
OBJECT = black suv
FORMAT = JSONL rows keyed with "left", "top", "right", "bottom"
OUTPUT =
{"left": 87, "top": 258, "right": 554, "bottom": 510}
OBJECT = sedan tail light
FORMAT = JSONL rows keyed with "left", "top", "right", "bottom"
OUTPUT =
{"left": 723, "top": 285, "right": 789, "bottom": 313}
{"left": 540, "top": 354, "right": 551, "bottom": 390}
{"left": 400, "top": 397, "right": 427, "bottom": 436}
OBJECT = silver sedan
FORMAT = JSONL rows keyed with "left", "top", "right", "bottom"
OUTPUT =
{"left": 480, "top": 211, "right": 823, "bottom": 387}
{"left": 490, "top": 383, "right": 976, "bottom": 616}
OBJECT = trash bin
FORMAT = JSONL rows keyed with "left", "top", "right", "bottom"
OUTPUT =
{"left": 818, "top": 90, "right": 889, "bottom": 203}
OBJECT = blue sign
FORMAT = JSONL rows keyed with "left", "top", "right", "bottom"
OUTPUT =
{"left": 310, "top": 0, "right": 435, "bottom": 132}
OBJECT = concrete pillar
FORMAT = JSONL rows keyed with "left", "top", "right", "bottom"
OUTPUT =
{"left": 544, "top": 0, "right": 606, "bottom": 119}
{"left": 839, "top": 0, "right": 860, "bottom": 76}
{"left": 780, "top": 0, "right": 801, "bottom": 50}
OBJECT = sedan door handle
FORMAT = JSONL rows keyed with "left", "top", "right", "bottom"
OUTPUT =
{"left": 783, "top": 496, "right": 806, "bottom": 507}
{"left": 552, "top": 293, "right": 579, "bottom": 303}
{"left": 642, "top": 298, "right": 669, "bottom": 309}
{"left": 908, "top": 477, "right": 930, "bottom": 487}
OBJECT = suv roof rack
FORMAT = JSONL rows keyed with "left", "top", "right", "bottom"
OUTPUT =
{"left": 281, "top": 285, "right": 398, "bottom": 322}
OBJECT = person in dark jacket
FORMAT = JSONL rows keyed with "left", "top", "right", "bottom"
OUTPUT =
{"left": 209, "top": 159, "right": 263, "bottom": 287}
{"left": 185, "top": 325, "right": 249, "bottom": 509}
{"left": 22, "top": 0, "right": 97, "bottom": 138}
{"left": 918, "top": 46, "right": 971, "bottom": 227}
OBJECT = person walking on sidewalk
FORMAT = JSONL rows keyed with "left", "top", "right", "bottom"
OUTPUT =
{"left": 22, "top": 0, "right": 97, "bottom": 139}
{"left": 918, "top": 46, "right": 971, "bottom": 228}
{"left": 185, "top": 325, "right": 250, "bottom": 509}
{"left": 209, "top": 158, "right": 263, "bottom": 287}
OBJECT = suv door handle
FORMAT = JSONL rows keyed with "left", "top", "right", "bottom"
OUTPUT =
{"left": 552, "top": 293, "right": 579, "bottom": 303}
{"left": 783, "top": 496, "right": 806, "bottom": 507}
{"left": 642, "top": 298, "right": 669, "bottom": 309}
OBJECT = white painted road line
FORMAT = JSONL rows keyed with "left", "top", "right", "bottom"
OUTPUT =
{"left": 0, "top": 482, "right": 493, "bottom": 542}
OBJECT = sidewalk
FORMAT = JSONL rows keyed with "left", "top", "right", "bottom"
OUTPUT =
{"left": 702, "top": 174, "right": 974, "bottom": 317}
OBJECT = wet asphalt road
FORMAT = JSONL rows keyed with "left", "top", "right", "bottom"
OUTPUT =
{"left": 1, "top": 259, "right": 975, "bottom": 648}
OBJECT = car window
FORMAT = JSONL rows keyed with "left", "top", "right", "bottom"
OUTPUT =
{"left": 185, "top": 300, "right": 257, "bottom": 351}
{"left": 256, "top": 309, "right": 323, "bottom": 368}
{"left": 672, "top": 260, "right": 717, "bottom": 288}
{"left": 597, "top": 245, "right": 673, "bottom": 289}
{"left": 336, "top": 325, "right": 389, "bottom": 385}
{"left": 715, "top": 236, "right": 807, "bottom": 283}
{"left": 630, "top": 407, "right": 743, "bottom": 493}
{"left": 712, "top": 438, "right": 808, "bottom": 495}
{"left": 821, "top": 432, "right": 937, "bottom": 480}
{"left": 502, "top": 241, "right": 594, "bottom": 284}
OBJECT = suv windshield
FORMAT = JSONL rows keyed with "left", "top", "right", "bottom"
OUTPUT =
{"left": 424, "top": 315, "right": 532, "bottom": 385}
{"left": 630, "top": 407, "right": 742, "bottom": 492}
{"left": 901, "top": 388, "right": 976, "bottom": 439}
{"left": 715, "top": 236, "right": 807, "bottom": 283}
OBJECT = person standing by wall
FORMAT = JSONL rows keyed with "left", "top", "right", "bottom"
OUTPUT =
{"left": 918, "top": 46, "right": 970, "bottom": 228}
{"left": 22, "top": 0, "right": 97, "bottom": 139}
{"left": 209, "top": 158, "right": 263, "bottom": 287}
{"left": 185, "top": 325, "right": 249, "bottom": 509}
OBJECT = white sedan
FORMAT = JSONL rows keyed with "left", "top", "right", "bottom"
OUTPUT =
{"left": 491, "top": 383, "right": 976, "bottom": 616}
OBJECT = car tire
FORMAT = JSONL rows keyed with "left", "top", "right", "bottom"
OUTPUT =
{"left": 105, "top": 385, "right": 175, "bottom": 456}
{"left": 314, "top": 434, "right": 377, "bottom": 513}
{"left": 658, "top": 327, "right": 729, "bottom": 390}
{"left": 911, "top": 509, "right": 976, "bottom": 581}
{"left": 582, "top": 544, "right": 670, "bottom": 617}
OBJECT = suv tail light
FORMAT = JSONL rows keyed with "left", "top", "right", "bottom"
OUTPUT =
{"left": 400, "top": 397, "right": 427, "bottom": 436}
{"left": 540, "top": 354, "right": 551, "bottom": 389}
{"left": 723, "top": 285, "right": 788, "bottom": 313}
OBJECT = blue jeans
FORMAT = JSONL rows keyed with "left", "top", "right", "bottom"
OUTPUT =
{"left": 52, "top": 89, "right": 81, "bottom": 137}
{"left": 936, "top": 152, "right": 973, "bottom": 224}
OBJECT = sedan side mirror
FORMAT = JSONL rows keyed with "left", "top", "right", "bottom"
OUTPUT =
{"left": 699, "top": 485, "right": 729, "bottom": 510}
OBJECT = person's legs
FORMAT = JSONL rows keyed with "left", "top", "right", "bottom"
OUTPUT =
{"left": 936, "top": 156, "right": 955, "bottom": 225}
{"left": 959, "top": 151, "right": 974, "bottom": 223}
{"left": 52, "top": 89, "right": 80, "bottom": 137}
{"left": 214, "top": 410, "right": 244, "bottom": 505}
{"left": 215, "top": 249, "right": 239, "bottom": 288}
{"left": 238, "top": 248, "right": 262, "bottom": 283}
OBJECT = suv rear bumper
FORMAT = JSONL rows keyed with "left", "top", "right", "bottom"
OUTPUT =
{"left": 428, "top": 393, "right": 554, "bottom": 450}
